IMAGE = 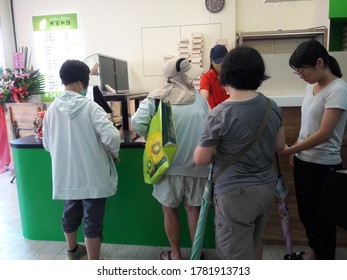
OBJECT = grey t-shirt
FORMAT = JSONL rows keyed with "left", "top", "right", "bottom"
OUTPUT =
{"left": 297, "top": 78, "right": 347, "bottom": 165}
{"left": 199, "top": 93, "right": 283, "bottom": 194}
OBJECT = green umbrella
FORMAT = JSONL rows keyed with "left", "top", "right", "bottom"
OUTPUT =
{"left": 190, "top": 162, "right": 214, "bottom": 260}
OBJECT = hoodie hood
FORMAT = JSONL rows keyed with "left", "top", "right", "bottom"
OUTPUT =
{"left": 55, "top": 90, "right": 91, "bottom": 119}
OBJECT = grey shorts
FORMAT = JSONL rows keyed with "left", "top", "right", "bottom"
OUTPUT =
{"left": 62, "top": 198, "right": 106, "bottom": 239}
{"left": 153, "top": 175, "right": 207, "bottom": 208}
{"left": 214, "top": 182, "right": 275, "bottom": 260}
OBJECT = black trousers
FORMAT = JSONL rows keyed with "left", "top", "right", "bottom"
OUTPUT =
{"left": 293, "top": 157, "right": 342, "bottom": 260}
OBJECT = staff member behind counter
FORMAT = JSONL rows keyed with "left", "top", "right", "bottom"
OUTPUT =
{"left": 200, "top": 44, "right": 230, "bottom": 110}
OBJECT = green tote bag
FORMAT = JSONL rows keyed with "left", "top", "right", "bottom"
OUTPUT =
{"left": 143, "top": 100, "right": 178, "bottom": 184}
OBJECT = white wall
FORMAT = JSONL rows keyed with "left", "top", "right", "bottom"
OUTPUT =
{"left": 0, "top": 0, "right": 16, "bottom": 68}
{"left": 236, "top": 0, "right": 325, "bottom": 32}
{"left": 3, "top": 0, "right": 334, "bottom": 97}
{"left": 10, "top": 0, "right": 236, "bottom": 93}
{"left": 235, "top": 0, "right": 332, "bottom": 104}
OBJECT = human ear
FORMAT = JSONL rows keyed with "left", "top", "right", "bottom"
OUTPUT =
{"left": 316, "top": 58, "right": 324, "bottom": 68}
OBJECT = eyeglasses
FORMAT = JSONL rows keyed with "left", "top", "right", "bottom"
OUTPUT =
{"left": 293, "top": 66, "right": 310, "bottom": 77}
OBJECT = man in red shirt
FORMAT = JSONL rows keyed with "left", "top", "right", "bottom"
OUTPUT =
{"left": 200, "top": 44, "right": 229, "bottom": 110}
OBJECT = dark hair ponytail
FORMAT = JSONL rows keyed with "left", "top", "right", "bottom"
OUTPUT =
{"left": 289, "top": 40, "right": 342, "bottom": 78}
{"left": 328, "top": 55, "right": 342, "bottom": 78}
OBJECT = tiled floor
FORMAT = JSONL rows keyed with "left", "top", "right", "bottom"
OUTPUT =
{"left": 1, "top": 171, "right": 346, "bottom": 260}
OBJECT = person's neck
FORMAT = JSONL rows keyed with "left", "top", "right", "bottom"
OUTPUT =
{"left": 226, "top": 89, "right": 259, "bottom": 101}
{"left": 314, "top": 71, "right": 337, "bottom": 95}
{"left": 65, "top": 82, "right": 81, "bottom": 94}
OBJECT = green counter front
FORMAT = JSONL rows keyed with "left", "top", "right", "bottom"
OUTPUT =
{"left": 10, "top": 134, "right": 215, "bottom": 248}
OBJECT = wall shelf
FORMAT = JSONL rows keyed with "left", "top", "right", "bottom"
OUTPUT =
{"left": 236, "top": 27, "right": 327, "bottom": 54}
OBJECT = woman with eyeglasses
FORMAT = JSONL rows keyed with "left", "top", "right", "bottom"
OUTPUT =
{"left": 279, "top": 40, "right": 347, "bottom": 260}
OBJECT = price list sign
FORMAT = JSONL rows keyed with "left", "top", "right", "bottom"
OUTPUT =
{"left": 32, "top": 13, "right": 81, "bottom": 102}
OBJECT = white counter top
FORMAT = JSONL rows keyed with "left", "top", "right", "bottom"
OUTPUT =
{"left": 266, "top": 94, "right": 304, "bottom": 107}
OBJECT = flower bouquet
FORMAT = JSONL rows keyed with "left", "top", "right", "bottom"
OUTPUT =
{"left": 33, "top": 111, "right": 45, "bottom": 139}
{"left": 0, "top": 68, "right": 45, "bottom": 104}
{"left": 0, "top": 47, "right": 45, "bottom": 104}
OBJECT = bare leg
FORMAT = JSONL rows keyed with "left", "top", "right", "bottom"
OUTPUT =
{"left": 253, "top": 243, "right": 263, "bottom": 260}
{"left": 85, "top": 236, "right": 102, "bottom": 260}
{"left": 64, "top": 231, "right": 78, "bottom": 251}
{"left": 184, "top": 204, "right": 201, "bottom": 243}
{"left": 162, "top": 205, "right": 182, "bottom": 260}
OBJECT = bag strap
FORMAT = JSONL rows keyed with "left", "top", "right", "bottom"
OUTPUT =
{"left": 213, "top": 97, "right": 271, "bottom": 182}
{"left": 154, "top": 98, "right": 161, "bottom": 113}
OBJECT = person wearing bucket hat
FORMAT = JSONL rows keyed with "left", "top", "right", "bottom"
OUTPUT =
{"left": 200, "top": 44, "right": 229, "bottom": 110}
{"left": 131, "top": 57, "right": 209, "bottom": 260}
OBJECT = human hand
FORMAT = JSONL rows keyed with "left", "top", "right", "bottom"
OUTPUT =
{"left": 288, "top": 154, "right": 294, "bottom": 166}
{"left": 278, "top": 145, "right": 295, "bottom": 157}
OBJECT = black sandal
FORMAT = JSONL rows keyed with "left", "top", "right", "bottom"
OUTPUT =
{"left": 284, "top": 251, "right": 305, "bottom": 260}
{"left": 160, "top": 250, "right": 172, "bottom": 260}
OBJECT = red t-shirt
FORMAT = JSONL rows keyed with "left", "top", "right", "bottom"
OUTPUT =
{"left": 200, "top": 68, "right": 229, "bottom": 109}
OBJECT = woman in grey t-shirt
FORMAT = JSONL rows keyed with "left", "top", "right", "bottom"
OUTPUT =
{"left": 280, "top": 40, "right": 347, "bottom": 260}
{"left": 194, "top": 46, "right": 286, "bottom": 260}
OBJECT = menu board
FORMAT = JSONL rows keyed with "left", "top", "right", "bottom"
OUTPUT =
{"left": 32, "top": 13, "right": 81, "bottom": 101}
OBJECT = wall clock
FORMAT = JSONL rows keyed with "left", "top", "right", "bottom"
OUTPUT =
{"left": 205, "top": 0, "right": 225, "bottom": 13}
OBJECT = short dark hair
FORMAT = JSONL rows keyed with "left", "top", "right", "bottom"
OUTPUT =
{"left": 289, "top": 40, "right": 342, "bottom": 78}
{"left": 59, "top": 60, "right": 90, "bottom": 87}
{"left": 220, "top": 46, "right": 269, "bottom": 90}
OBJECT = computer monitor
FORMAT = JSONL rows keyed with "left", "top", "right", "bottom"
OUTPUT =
{"left": 98, "top": 54, "right": 117, "bottom": 92}
{"left": 93, "top": 86, "right": 112, "bottom": 113}
{"left": 114, "top": 58, "right": 130, "bottom": 94}
{"left": 98, "top": 54, "right": 130, "bottom": 94}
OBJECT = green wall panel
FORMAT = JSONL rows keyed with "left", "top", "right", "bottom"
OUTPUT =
{"left": 329, "top": 0, "right": 347, "bottom": 18}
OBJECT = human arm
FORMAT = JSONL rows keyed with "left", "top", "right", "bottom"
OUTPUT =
{"left": 90, "top": 104, "right": 121, "bottom": 159}
{"left": 131, "top": 98, "right": 156, "bottom": 139}
{"left": 279, "top": 108, "right": 344, "bottom": 157}
{"left": 200, "top": 71, "right": 213, "bottom": 111}
{"left": 42, "top": 113, "right": 50, "bottom": 152}
{"left": 200, "top": 89, "right": 212, "bottom": 111}
{"left": 194, "top": 145, "right": 216, "bottom": 166}
{"left": 194, "top": 103, "right": 223, "bottom": 165}
{"left": 275, "top": 126, "right": 286, "bottom": 153}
